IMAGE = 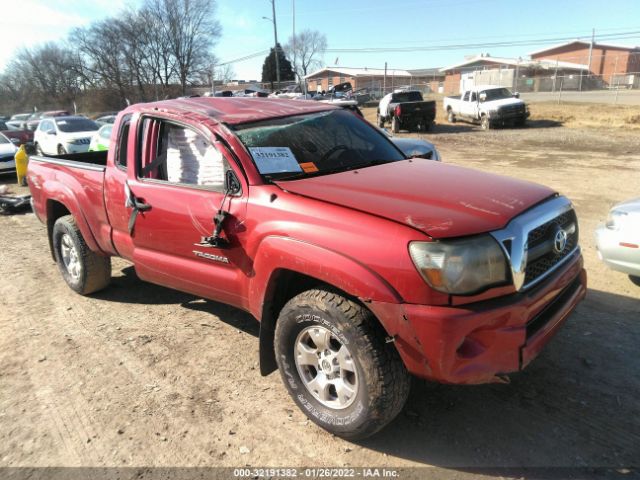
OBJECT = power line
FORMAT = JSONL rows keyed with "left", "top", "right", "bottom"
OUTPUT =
{"left": 218, "top": 29, "right": 640, "bottom": 65}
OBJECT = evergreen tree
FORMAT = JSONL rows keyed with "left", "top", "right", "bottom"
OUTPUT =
{"left": 261, "top": 44, "right": 294, "bottom": 89}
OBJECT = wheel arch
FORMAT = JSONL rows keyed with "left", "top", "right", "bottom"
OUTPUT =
{"left": 46, "top": 197, "right": 102, "bottom": 261}
{"left": 250, "top": 237, "right": 402, "bottom": 376}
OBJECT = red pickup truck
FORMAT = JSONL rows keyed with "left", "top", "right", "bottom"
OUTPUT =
{"left": 27, "top": 98, "right": 586, "bottom": 439}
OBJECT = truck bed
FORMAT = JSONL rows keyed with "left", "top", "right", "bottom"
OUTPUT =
{"left": 28, "top": 150, "right": 113, "bottom": 256}
{"left": 30, "top": 151, "right": 108, "bottom": 171}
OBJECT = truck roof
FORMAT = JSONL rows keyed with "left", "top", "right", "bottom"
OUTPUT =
{"left": 127, "top": 97, "right": 337, "bottom": 125}
{"left": 464, "top": 85, "right": 511, "bottom": 92}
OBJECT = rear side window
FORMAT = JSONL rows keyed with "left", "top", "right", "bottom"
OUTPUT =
{"left": 115, "top": 115, "right": 131, "bottom": 169}
{"left": 462, "top": 92, "right": 470, "bottom": 101}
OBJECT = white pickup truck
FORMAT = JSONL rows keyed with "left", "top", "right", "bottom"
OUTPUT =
{"left": 443, "top": 85, "right": 529, "bottom": 130}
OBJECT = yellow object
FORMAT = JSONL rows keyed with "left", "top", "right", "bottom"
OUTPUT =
{"left": 15, "top": 145, "right": 29, "bottom": 186}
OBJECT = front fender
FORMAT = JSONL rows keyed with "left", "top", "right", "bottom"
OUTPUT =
{"left": 248, "top": 236, "right": 402, "bottom": 320}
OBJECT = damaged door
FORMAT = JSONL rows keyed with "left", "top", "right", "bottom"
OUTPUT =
{"left": 125, "top": 116, "right": 249, "bottom": 309}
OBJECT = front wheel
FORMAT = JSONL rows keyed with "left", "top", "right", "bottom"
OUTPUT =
{"left": 35, "top": 142, "right": 44, "bottom": 156}
{"left": 52, "top": 215, "right": 111, "bottom": 295}
{"left": 57, "top": 144, "right": 67, "bottom": 155}
{"left": 377, "top": 113, "right": 384, "bottom": 128}
{"left": 481, "top": 115, "right": 491, "bottom": 130}
{"left": 274, "top": 289, "right": 411, "bottom": 440}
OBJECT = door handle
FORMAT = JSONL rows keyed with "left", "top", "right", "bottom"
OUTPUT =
{"left": 124, "top": 182, "right": 152, "bottom": 235}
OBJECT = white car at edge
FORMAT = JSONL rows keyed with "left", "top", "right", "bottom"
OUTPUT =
{"left": 34, "top": 116, "right": 99, "bottom": 156}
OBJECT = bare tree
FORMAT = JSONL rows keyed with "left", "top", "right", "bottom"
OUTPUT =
{"left": 215, "top": 63, "right": 235, "bottom": 84}
{"left": 146, "top": 0, "right": 222, "bottom": 94}
{"left": 285, "top": 30, "right": 327, "bottom": 79}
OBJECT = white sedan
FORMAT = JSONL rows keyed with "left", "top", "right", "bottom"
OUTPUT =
{"left": 0, "top": 132, "right": 18, "bottom": 173}
{"left": 595, "top": 197, "right": 640, "bottom": 285}
{"left": 34, "top": 116, "right": 99, "bottom": 156}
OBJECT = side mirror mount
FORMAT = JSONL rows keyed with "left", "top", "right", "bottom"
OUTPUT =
{"left": 514, "top": 92, "right": 520, "bottom": 99}
{"left": 47, "top": 130, "right": 56, "bottom": 136}
{"left": 225, "top": 169, "right": 242, "bottom": 196}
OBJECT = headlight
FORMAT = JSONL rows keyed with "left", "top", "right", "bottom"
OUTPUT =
{"left": 409, "top": 235, "right": 509, "bottom": 295}
{"left": 605, "top": 210, "right": 627, "bottom": 230}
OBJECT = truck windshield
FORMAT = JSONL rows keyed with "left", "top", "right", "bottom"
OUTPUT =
{"left": 55, "top": 118, "right": 99, "bottom": 133}
{"left": 483, "top": 88, "right": 514, "bottom": 101}
{"left": 392, "top": 91, "right": 423, "bottom": 102}
{"left": 232, "top": 109, "right": 405, "bottom": 180}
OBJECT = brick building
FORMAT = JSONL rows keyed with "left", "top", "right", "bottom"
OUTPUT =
{"left": 530, "top": 40, "right": 640, "bottom": 79}
{"left": 304, "top": 67, "right": 444, "bottom": 94}
{"left": 439, "top": 54, "right": 588, "bottom": 94}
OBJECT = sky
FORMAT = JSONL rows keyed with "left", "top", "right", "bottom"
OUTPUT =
{"left": 1, "top": 0, "right": 640, "bottom": 80}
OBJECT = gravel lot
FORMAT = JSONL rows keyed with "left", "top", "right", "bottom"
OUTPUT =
{"left": 1, "top": 114, "right": 639, "bottom": 478}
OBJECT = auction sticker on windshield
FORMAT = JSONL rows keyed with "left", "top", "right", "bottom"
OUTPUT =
{"left": 249, "top": 147, "right": 302, "bottom": 174}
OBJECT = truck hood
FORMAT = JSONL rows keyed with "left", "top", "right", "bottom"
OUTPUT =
{"left": 60, "top": 131, "right": 98, "bottom": 141}
{"left": 484, "top": 97, "right": 525, "bottom": 109}
{"left": 275, "top": 160, "right": 555, "bottom": 238}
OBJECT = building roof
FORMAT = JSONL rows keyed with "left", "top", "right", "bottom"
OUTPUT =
{"left": 440, "top": 54, "right": 588, "bottom": 72}
{"left": 530, "top": 40, "right": 640, "bottom": 56}
{"left": 305, "top": 66, "right": 413, "bottom": 79}
{"left": 407, "top": 68, "right": 445, "bottom": 77}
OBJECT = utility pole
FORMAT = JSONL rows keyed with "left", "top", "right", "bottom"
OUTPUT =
{"left": 292, "top": 0, "right": 297, "bottom": 90}
{"left": 263, "top": 2, "right": 281, "bottom": 90}
{"left": 383, "top": 62, "right": 387, "bottom": 96}
{"left": 271, "top": 0, "right": 281, "bottom": 90}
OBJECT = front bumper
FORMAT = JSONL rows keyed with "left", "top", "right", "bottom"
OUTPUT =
{"left": 65, "top": 142, "right": 91, "bottom": 154}
{"left": 368, "top": 252, "right": 586, "bottom": 384}
{"left": 595, "top": 224, "right": 640, "bottom": 276}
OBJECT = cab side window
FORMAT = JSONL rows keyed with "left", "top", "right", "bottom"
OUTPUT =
{"left": 462, "top": 92, "right": 470, "bottom": 101}
{"left": 138, "top": 119, "right": 227, "bottom": 191}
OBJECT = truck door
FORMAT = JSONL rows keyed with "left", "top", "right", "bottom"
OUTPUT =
{"left": 460, "top": 91, "right": 474, "bottom": 118}
{"left": 122, "top": 116, "right": 250, "bottom": 310}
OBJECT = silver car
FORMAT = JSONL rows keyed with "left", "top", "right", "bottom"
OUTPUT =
{"left": 379, "top": 128, "right": 441, "bottom": 161}
{"left": 595, "top": 197, "right": 640, "bottom": 284}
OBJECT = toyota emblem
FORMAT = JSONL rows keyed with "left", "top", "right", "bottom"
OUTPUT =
{"left": 553, "top": 228, "right": 568, "bottom": 254}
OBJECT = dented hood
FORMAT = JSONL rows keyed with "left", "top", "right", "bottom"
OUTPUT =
{"left": 275, "top": 160, "right": 555, "bottom": 238}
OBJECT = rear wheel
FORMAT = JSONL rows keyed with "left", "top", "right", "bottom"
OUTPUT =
{"left": 274, "top": 289, "right": 410, "bottom": 440}
{"left": 630, "top": 275, "right": 640, "bottom": 287}
{"left": 52, "top": 215, "right": 111, "bottom": 295}
{"left": 447, "top": 109, "right": 456, "bottom": 123}
{"left": 377, "top": 113, "right": 384, "bottom": 128}
{"left": 391, "top": 116, "right": 399, "bottom": 134}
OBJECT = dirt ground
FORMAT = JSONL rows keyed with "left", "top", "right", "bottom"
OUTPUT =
{"left": 1, "top": 108, "right": 639, "bottom": 478}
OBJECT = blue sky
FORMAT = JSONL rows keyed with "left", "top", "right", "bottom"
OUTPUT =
{"left": 1, "top": 0, "right": 639, "bottom": 79}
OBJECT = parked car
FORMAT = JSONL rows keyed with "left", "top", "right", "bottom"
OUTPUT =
{"left": 377, "top": 90, "right": 436, "bottom": 133}
{"left": 27, "top": 97, "right": 586, "bottom": 440}
{"left": 379, "top": 128, "right": 441, "bottom": 160}
{"left": 9, "top": 113, "right": 32, "bottom": 122}
{"left": 444, "top": 85, "right": 529, "bottom": 130}
{"left": 0, "top": 133, "right": 18, "bottom": 173}
{"left": 0, "top": 120, "right": 34, "bottom": 147}
{"left": 34, "top": 116, "right": 99, "bottom": 155}
{"left": 27, "top": 110, "right": 71, "bottom": 132}
{"left": 88, "top": 124, "right": 113, "bottom": 151}
{"left": 95, "top": 115, "right": 117, "bottom": 126}
{"left": 595, "top": 198, "right": 640, "bottom": 284}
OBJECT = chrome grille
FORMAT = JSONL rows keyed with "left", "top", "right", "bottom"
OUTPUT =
{"left": 491, "top": 196, "right": 580, "bottom": 292}
{"left": 524, "top": 209, "right": 578, "bottom": 285}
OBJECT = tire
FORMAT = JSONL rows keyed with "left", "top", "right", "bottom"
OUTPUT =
{"left": 515, "top": 117, "right": 527, "bottom": 128}
{"left": 274, "top": 289, "right": 411, "bottom": 440}
{"left": 391, "top": 116, "right": 399, "bottom": 134}
{"left": 377, "top": 113, "right": 384, "bottom": 128}
{"left": 35, "top": 142, "right": 44, "bottom": 156}
{"left": 57, "top": 144, "right": 67, "bottom": 155}
{"left": 481, "top": 115, "right": 491, "bottom": 130}
{"left": 630, "top": 275, "right": 640, "bottom": 287}
{"left": 447, "top": 109, "right": 456, "bottom": 123}
{"left": 52, "top": 215, "right": 111, "bottom": 295}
